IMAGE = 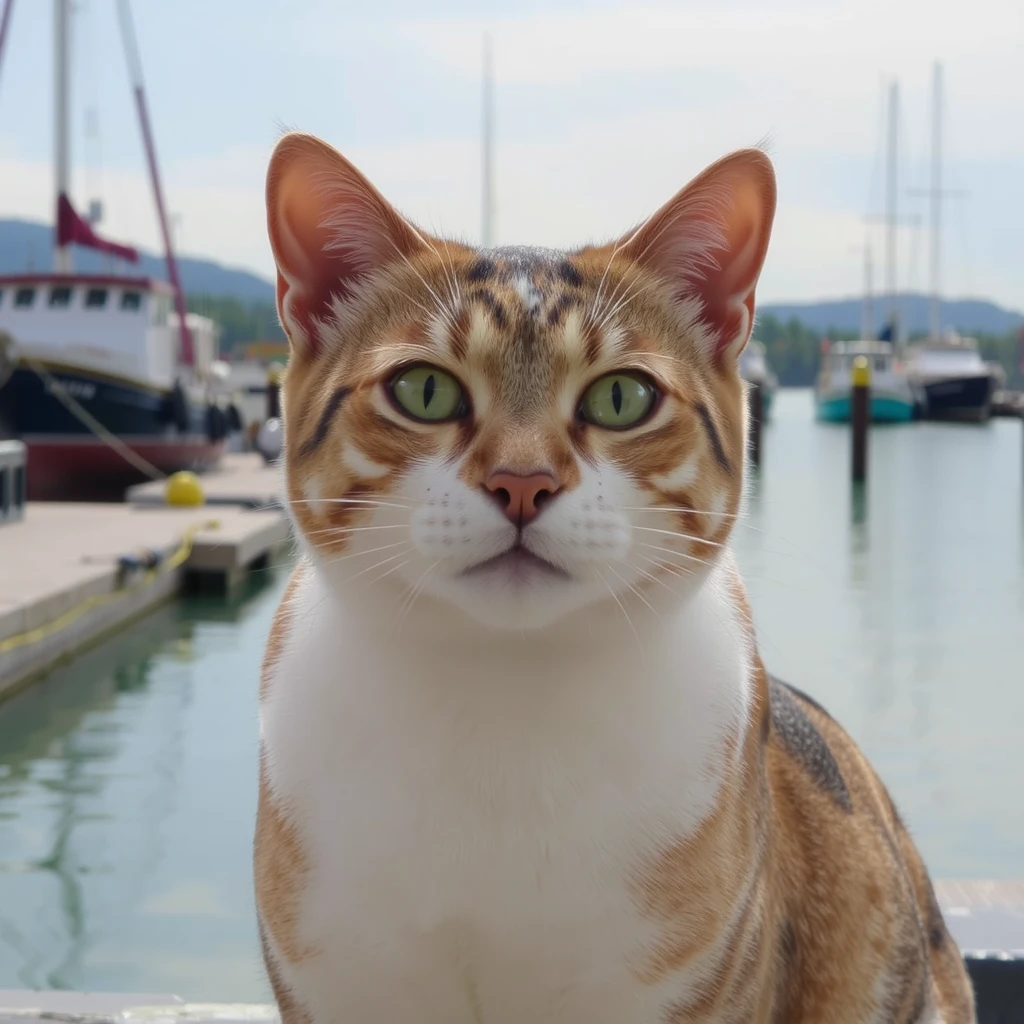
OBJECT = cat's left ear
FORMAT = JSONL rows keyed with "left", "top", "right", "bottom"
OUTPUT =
{"left": 621, "top": 149, "right": 776, "bottom": 363}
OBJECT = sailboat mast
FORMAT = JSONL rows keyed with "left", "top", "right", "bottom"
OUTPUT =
{"left": 54, "top": 0, "right": 72, "bottom": 272}
{"left": 928, "top": 62, "right": 942, "bottom": 339}
{"left": 861, "top": 243, "right": 873, "bottom": 341}
{"left": 481, "top": 32, "right": 494, "bottom": 248}
{"left": 885, "top": 79, "right": 898, "bottom": 344}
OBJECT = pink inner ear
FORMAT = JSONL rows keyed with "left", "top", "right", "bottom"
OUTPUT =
{"left": 622, "top": 151, "right": 776, "bottom": 363}
{"left": 266, "top": 134, "right": 424, "bottom": 356}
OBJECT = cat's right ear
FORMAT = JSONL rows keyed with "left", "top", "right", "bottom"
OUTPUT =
{"left": 266, "top": 132, "right": 425, "bottom": 357}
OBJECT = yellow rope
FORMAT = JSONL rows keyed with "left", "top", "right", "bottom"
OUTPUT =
{"left": 0, "top": 519, "right": 220, "bottom": 655}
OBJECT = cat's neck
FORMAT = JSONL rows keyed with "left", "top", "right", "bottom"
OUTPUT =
{"left": 300, "top": 551, "right": 749, "bottom": 702}
{"left": 273, "top": 551, "right": 754, "bottom": 791}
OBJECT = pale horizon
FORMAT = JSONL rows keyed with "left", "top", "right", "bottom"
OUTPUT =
{"left": 1, "top": 0, "right": 1021, "bottom": 310}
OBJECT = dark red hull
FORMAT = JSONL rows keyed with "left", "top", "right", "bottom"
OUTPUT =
{"left": 24, "top": 435, "right": 224, "bottom": 501}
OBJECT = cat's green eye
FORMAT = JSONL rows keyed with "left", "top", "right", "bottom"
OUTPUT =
{"left": 391, "top": 365, "right": 467, "bottom": 422}
{"left": 579, "top": 372, "right": 657, "bottom": 429}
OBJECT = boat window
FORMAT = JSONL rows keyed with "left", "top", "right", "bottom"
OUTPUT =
{"left": 874, "top": 356, "right": 888, "bottom": 372}
{"left": 120, "top": 290, "right": 142, "bottom": 311}
{"left": 14, "top": 287, "right": 35, "bottom": 308}
{"left": 49, "top": 285, "right": 73, "bottom": 308}
{"left": 85, "top": 287, "right": 109, "bottom": 309}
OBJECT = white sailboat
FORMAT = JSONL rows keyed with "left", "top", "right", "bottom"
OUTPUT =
{"left": 903, "top": 63, "right": 998, "bottom": 422}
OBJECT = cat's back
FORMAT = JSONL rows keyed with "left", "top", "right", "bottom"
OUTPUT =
{"left": 764, "top": 678, "right": 974, "bottom": 1023}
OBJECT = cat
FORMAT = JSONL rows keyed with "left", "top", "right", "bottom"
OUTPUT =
{"left": 255, "top": 131, "right": 975, "bottom": 1023}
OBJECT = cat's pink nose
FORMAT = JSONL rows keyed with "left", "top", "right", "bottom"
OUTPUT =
{"left": 484, "top": 471, "right": 561, "bottom": 527}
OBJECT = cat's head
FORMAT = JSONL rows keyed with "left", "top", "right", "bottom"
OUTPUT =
{"left": 267, "top": 134, "right": 775, "bottom": 631}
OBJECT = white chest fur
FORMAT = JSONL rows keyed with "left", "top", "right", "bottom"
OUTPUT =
{"left": 259, "top": 560, "right": 753, "bottom": 1024}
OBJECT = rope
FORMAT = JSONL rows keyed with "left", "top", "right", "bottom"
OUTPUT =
{"left": 0, "top": 518, "right": 219, "bottom": 655}
{"left": 25, "top": 358, "right": 166, "bottom": 481}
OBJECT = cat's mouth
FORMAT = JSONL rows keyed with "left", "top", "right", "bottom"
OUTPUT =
{"left": 462, "top": 541, "right": 571, "bottom": 583}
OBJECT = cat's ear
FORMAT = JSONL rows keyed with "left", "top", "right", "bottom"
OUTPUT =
{"left": 266, "top": 132, "right": 426, "bottom": 357}
{"left": 621, "top": 149, "right": 776, "bottom": 363}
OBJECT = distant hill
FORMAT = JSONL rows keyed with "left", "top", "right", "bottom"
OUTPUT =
{"left": 760, "top": 295, "right": 1023, "bottom": 338}
{"left": 5, "top": 217, "right": 1021, "bottom": 340}
{"left": 0, "top": 218, "right": 275, "bottom": 303}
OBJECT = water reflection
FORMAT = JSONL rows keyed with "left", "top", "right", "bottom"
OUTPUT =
{"left": 0, "top": 570, "right": 283, "bottom": 1001}
{"left": 734, "top": 391, "right": 1024, "bottom": 881}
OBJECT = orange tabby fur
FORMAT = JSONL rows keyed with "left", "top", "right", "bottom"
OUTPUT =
{"left": 255, "top": 132, "right": 975, "bottom": 1023}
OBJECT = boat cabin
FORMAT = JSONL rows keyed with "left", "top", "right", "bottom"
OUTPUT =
{"left": 0, "top": 273, "right": 216, "bottom": 389}
{"left": 907, "top": 334, "right": 987, "bottom": 378}
{"left": 821, "top": 339, "right": 899, "bottom": 376}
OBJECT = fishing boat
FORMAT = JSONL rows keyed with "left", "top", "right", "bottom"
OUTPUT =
{"left": 815, "top": 339, "right": 916, "bottom": 423}
{"left": 739, "top": 339, "right": 777, "bottom": 419}
{"left": 0, "top": 0, "right": 226, "bottom": 500}
{"left": 905, "top": 333, "right": 999, "bottom": 422}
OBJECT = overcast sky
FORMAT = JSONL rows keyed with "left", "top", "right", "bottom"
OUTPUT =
{"left": 0, "top": 0, "right": 1021, "bottom": 308}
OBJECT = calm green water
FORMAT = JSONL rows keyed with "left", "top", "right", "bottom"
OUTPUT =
{"left": 1, "top": 388, "right": 1022, "bottom": 1000}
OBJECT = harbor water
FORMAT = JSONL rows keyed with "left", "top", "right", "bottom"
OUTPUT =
{"left": 1, "top": 388, "right": 1022, "bottom": 1001}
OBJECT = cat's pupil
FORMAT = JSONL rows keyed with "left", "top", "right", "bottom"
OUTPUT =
{"left": 611, "top": 380, "right": 623, "bottom": 415}
{"left": 424, "top": 374, "right": 436, "bottom": 408}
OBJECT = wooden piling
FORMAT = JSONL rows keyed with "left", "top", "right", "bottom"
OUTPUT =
{"left": 748, "top": 381, "right": 764, "bottom": 469}
{"left": 266, "top": 368, "right": 281, "bottom": 420}
{"left": 851, "top": 355, "right": 870, "bottom": 484}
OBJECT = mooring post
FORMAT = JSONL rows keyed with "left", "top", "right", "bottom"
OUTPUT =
{"left": 748, "top": 380, "right": 763, "bottom": 469}
{"left": 851, "top": 355, "right": 870, "bottom": 484}
{"left": 266, "top": 368, "right": 281, "bottom": 421}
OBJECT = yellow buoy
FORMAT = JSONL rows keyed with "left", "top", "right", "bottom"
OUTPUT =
{"left": 165, "top": 470, "right": 205, "bottom": 507}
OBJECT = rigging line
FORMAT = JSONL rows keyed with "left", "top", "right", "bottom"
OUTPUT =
{"left": 940, "top": 80, "right": 973, "bottom": 300}
{"left": 24, "top": 358, "right": 166, "bottom": 481}
{"left": 0, "top": 0, "right": 15, "bottom": 98}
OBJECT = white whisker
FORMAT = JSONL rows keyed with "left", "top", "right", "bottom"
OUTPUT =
{"left": 395, "top": 559, "right": 442, "bottom": 628}
{"left": 620, "top": 505, "right": 744, "bottom": 520}
{"left": 629, "top": 555, "right": 683, "bottom": 595}
{"left": 594, "top": 566, "right": 644, "bottom": 660}
{"left": 595, "top": 270, "right": 660, "bottom": 333}
{"left": 588, "top": 237, "right": 629, "bottom": 328}
{"left": 341, "top": 549, "right": 410, "bottom": 584}
{"left": 302, "top": 523, "right": 409, "bottom": 540}
{"left": 366, "top": 558, "right": 411, "bottom": 585}
{"left": 288, "top": 497, "right": 414, "bottom": 511}
{"left": 637, "top": 541, "right": 716, "bottom": 569}
{"left": 605, "top": 564, "right": 659, "bottom": 616}
{"left": 631, "top": 525, "right": 727, "bottom": 549}
{"left": 322, "top": 540, "right": 411, "bottom": 566}
{"left": 382, "top": 236, "right": 458, "bottom": 331}
{"left": 646, "top": 557, "right": 696, "bottom": 581}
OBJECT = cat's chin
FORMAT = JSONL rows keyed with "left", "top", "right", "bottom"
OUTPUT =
{"left": 426, "top": 565, "right": 597, "bottom": 632}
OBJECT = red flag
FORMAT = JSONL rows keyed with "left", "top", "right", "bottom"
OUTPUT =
{"left": 56, "top": 193, "right": 139, "bottom": 264}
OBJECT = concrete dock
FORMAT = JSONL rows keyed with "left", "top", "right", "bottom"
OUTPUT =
{"left": 0, "top": 992, "right": 278, "bottom": 1021}
{"left": 0, "top": 501, "right": 291, "bottom": 699}
{"left": 127, "top": 453, "right": 284, "bottom": 510}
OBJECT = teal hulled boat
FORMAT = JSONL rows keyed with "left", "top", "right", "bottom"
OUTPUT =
{"left": 815, "top": 340, "right": 916, "bottom": 423}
